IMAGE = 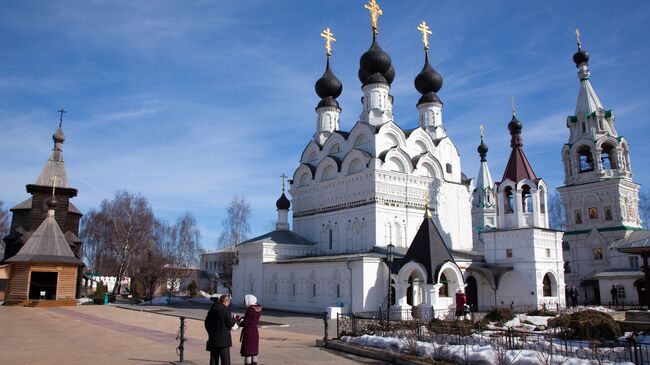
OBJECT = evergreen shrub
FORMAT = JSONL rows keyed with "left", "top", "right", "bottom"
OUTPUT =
{"left": 547, "top": 309, "right": 621, "bottom": 340}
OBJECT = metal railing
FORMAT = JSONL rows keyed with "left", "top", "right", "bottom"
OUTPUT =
{"left": 336, "top": 309, "right": 650, "bottom": 364}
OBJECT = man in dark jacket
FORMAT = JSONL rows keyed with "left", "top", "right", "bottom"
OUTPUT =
{"left": 205, "top": 294, "right": 239, "bottom": 365}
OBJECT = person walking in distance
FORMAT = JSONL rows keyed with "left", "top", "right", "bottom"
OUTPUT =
{"left": 610, "top": 285, "right": 619, "bottom": 306}
{"left": 205, "top": 294, "right": 239, "bottom": 365}
{"left": 570, "top": 285, "right": 579, "bottom": 307}
{"left": 240, "top": 294, "right": 262, "bottom": 365}
{"left": 455, "top": 289, "right": 467, "bottom": 319}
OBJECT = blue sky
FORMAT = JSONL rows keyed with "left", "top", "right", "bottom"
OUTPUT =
{"left": 1, "top": 1, "right": 649, "bottom": 250}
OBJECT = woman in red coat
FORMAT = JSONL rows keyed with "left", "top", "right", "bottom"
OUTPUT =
{"left": 240, "top": 294, "right": 262, "bottom": 365}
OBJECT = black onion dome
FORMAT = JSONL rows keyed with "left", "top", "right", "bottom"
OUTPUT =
{"left": 276, "top": 192, "right": 291, "bottom": 210}
{"left": 46, "top": 195, "right": 58, "bottom": 209}
{"left": 477, "top": 140, "right": 489, "bottom": 156}
{"left": 384, "top": 66, "right": 395, "bottom": 85}
{"left": 53, "top": 128, "right": 65, "bottom": 143}
{"left": 414, "top": 53, "right": 443, "bottom": 94}
{"left": 508, "top": 115, "right": 522, "bottom": 134}
{"left": 573, "top": 49, "right": 589, "bottom": 66}
{"left": 358, "top": 38, "right": 394, "bottom": 86}
{"left": 315, "top": 58, "right": 342, "bottom": 99}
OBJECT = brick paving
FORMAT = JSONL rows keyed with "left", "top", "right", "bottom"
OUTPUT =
{"left": 0, "top": 304, "right": 387, "bottom": 365}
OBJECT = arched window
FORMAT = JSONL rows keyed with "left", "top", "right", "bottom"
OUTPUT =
{"left": 577, "top": 146, "right": 594, "bottom": 172}
{"left": 336, "top": 284, "right": 341, "bottom": 298}
{"left": 394, "top": 222, "right": 402, "bottom": 247}
{"left": 446, "top": 163, "right": 452, "bottom": 174}
{"left": 539, "top": 187, "right": 546, "bottom": 214}
{"left": 505, "top": 187, "right": 514, "bottom": 214}
{"left": 601, "top": 143, "right": 618, "bottom": 169}
{"left": 312, "top": 283, "right": 317, "bottom": 297}
{"left": 323, "top": 114, "right": 332, "bottom": 131}
{"left": 522, "top": 185, "right": 533, "bottom": 212}
{"left": 543, "top": 274, "right": 552, "bottom": 297}
{"left": 292, "top": 283, "right": 296, "bottom": 297}
{"left": 439, "top": 273, "right": 449, "bottom": 297}
{"left": 328, "top": 229, "right": 333, "bottom": 250}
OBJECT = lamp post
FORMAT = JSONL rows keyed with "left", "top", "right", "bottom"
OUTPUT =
{"left": 385, "top": 243, "right": 395, "bottom": 327}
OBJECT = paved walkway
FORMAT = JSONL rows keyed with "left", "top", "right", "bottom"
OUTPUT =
{"left": 0, "top": 304, "right": 387, "bottom": 365}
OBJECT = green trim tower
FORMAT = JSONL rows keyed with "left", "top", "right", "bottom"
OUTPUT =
{"left": 558, "top": 30, "right": 642, "bottom": 305}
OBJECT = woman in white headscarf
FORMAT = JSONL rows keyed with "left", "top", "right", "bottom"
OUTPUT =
{"left": 239, "top": 294, "right": 262, "bottom": 365}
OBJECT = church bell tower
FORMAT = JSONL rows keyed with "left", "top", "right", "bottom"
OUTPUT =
{"left": 558, "top": 31, "right": 642, "bottom": 303}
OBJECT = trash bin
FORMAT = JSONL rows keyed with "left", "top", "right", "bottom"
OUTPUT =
{"left": 103, "top": 293, "right": 109, "bottom": 305}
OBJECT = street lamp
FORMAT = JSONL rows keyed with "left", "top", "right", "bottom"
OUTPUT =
{"left": 385, "top": 243, "right": 395, "bottom": 326}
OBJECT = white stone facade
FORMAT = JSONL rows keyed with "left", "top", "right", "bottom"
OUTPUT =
{"left": 231, "top": 30, "right": 567, "bottom": 314}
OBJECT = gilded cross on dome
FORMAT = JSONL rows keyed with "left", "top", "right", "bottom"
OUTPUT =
{"left": 511, "top": 96, "right": 516, "bottom": 116}
{"left": 364, "top": 0, "right": 383, "bottom": 36}
{"left": 575, "top": 28, "right": 582, "bottom": 49}
{"left": 320, "top": 28, "right": 336, "bottom": 56}
{"left": 417, "top": 21, "right": 432, "bottom": 51}
{"left": 480, "top": 125, "right": 484, "bottom": 139}
{"left": 280, "top": 173, "right": 288, "bottom": 192}
{"left": 50, "top": 175, "right": 59, "bottom": 195}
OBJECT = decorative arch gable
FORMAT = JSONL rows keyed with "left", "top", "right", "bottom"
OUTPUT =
{"left": 292, "top": 164, "right": 315, "bottom": 187}
{"left": 299, "top": 140, "right": 322, "bottom": 164}
{"left": 414, "top": 152, "right": 443, "bottom": 178}
{"left": 314, "top": 156, "right": 342, "bottom": 182}
{"left": 380, "top": 147, "right": 414, "bottom": 173}
{"left": 405, "top": 128, "right": 435, "bottom": 155}
{"left": 341, "top": 149, "right": 372, "bottom": 175}
{"left": 397, "top": 261, "right": 428, "bottom": 284}
{"left": 377, "top": 122, "right": 407, "bottom": 149}
{"left": 321, "top": 132, "right": 347, "bottom": 156}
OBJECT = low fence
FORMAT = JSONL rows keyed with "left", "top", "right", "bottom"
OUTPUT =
{"left": 337, "top": 309, "right": 650, "bottom": 364}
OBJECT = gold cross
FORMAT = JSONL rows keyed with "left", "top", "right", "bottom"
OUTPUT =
{"left": 50, "top": 175, "right": 59, "bottom": 195}
{"left": 320, "top": 28, "right": 336, "bottom": 56}
{"left": 575, "top": 28, "right": 582, "bottom": 49}
{"left": 280, "top": 173, "right": 288, "bottom": 192}
{"left": 364, "top": 0, "right": 383, "bottom": 36}
{"left": 511, "top": 96, "right": 516, "bottom": 116}
{"left": 417, "top": 21, "right": 432, "bottom": 51}
{"left": 480, "top": 125, "right": 484, "bottom": 139}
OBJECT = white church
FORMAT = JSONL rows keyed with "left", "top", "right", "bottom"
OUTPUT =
{"left": 231, "top": 3, "right": 567, "bottom": 314}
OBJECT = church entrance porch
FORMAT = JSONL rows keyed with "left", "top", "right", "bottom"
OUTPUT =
{"left": 636, "top": 279, "right": 646, "bottom": 307}
{"left": 29, "top": 272, "right": 58, "bottom": 300}
{"left": 465, "top": 276, "right": 478, "bottom": 311}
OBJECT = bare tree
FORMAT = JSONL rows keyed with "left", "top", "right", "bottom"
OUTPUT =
{"left": 548, "top": 192, "right": 567, "bottom": 231}
{"left": 131, "top": 247, "right": 168, "bottom": 301}
{"left": 216, "top": 249, "right": 238, "bottom": 294}
{"left": 218, "top": 195, "right": 251, "bottom": 247}
{"left": 163, "top": 212, "right": 202, "bottom": 295}
{"left": 215, "top": 196, "right": 250, "bottom": 294}
{"left": 0, "top": 200, "right": 10, "bottom": 259}
{"left": 639, "top": 188, "right": 650, "bottom": 229}
{"left": 80, "top": 191, "right": 158, "bottom": 294}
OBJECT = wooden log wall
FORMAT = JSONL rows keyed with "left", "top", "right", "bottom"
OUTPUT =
{"left": 6, "top": 263, "right": 79, "bottom": 304}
